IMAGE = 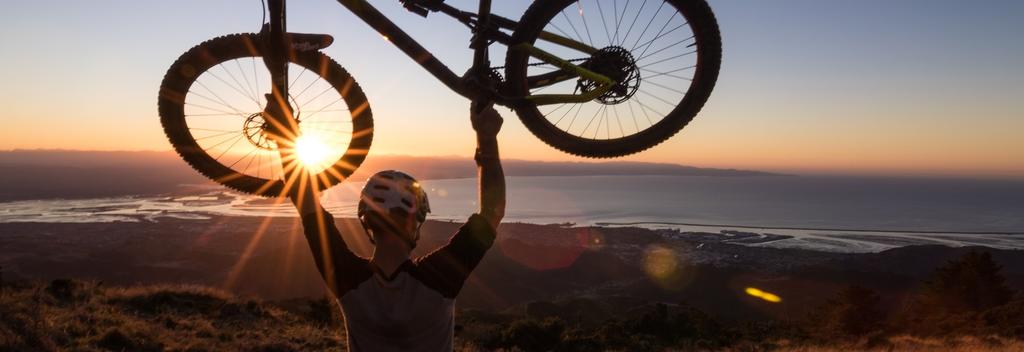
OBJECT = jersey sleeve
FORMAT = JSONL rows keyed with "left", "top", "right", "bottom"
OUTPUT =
{"left": 413, "top": 213, "right": 497, "bottom": 299}
{"left": 300, "top": 209, "right": 372, "bottom": 298}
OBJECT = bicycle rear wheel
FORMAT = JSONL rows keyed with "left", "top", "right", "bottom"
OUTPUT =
{"left": 158, "top": 33, "right": 373, "bottom": 196}
{"left": 506, "top": 0, "right": 721, "bottom": 158}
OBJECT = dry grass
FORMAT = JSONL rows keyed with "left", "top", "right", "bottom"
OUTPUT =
{"left": 770, "top": 335, "right": 1024, "bottom": 352}
{"left": 0, "top": 280, "right": 344, "bottom": 351}
{"left": 3, "top": 279, "right": 1022, "bottom": 351}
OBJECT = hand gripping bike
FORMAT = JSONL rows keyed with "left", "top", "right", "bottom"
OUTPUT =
{"left": 158, "top": 0, "right": 721, "bottom": 196}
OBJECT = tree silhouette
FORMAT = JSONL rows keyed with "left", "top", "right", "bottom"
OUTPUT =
{"left": 921, "top": 251, "right": 1012, "bottom": 312}
{"left": 898, "top": 250, "right": 1016, "bottom": 336}
{"left": 808, "top": 285, "right": 885, "bottom": 339}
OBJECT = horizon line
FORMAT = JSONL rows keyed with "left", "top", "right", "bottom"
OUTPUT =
{"left": 2, "top": 148, "right": 1023, "bottom": 182}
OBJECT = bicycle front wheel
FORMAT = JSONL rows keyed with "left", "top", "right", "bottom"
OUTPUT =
{"left": 158, "top": 33, "right": 373, "bottom": 196}
{"left": 506, "top": 0, "right": 722, "bottom": 158}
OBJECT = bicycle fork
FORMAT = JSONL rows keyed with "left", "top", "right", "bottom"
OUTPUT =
{"left": 261, "top": 0, "right": 304, "bottom": 186}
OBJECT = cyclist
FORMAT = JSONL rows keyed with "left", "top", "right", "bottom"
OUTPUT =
{"left": 288, "top": 101, "right": 505, "bottom": 351}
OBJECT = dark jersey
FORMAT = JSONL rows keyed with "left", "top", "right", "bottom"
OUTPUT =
{"left": 301, "top": 211, "right": 496, "bottom": 351}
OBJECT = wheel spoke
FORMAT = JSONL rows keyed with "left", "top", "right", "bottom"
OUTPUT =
{"left": 256, "top": 149, "right": 264, "bottom": 179}
{"left": 546, "top": 103, "right": 572, "bottom": 125}
{"left": 635, "top": 13, "right": 682, "bottom": 58}
{"left": 185, "top": 102, "right": 245, "bottom": 117}
{"left": 621, "top": 0, "right": 649, "bottom": 47}
{"left": 645, "top": 79, "right": 686, "bottom": 95}
{"left": 580, "top": 104, "right": 603, "bottom": 138}
{"left": 626, "top": 98, "right": 641, "bottom": 132}
{"left": 630, "top": 1, "right": 667, "bottom": 50}
{"left": 240, "top": 147, "right": 260, "bottom": 176}
{"left": 216, "top": 64, "right": 262, "bottom": 109}
{"left": 638, "top": 89, "right": 678, "bottom": 107}
{"left": 299, "top": 109, "right": 351, "bottom": 117}
{"left": 251, "top": 58, "right": 263, "bottom": 99}
{"left": 234, "top": 59, "right": 259, "bottom": 103}
{"left": 290, "top": 67, "right": 308, "bottom": 90}
{"left": 636, "top": 35, "right": 695, "bottom": 62}
{"left": 301, "top": 84, "right": 337, "bottom": 108}
{"left": 229, "top": 145, "right": 260, "bottom": 169}
{"left": 191, "top": 80, "right": 250, "bottom": 116}
{"left": 612, "top": 104, "right": 624, "bottom": 138}
{"left": 560, "top": 10, "right": 586, "bottom": 46}
{"left": 634, "top": 23, "right": 688, "bottom": 58}
{"left": 634, "top": 94, "right": 667, "bottom": 114}
{"left": 577, "top": 2, "right": 595, "bottom": 47}
{"left": 612, "top": 0, "right": 620, "bottom": 44}
{"left": 640, "top": 66, "right": 696, "bottom": 81}
{"left": 565, "top": 103, "right": 584, "bottom": 132}
{"left": 302, "top": 126, "right": 351, "bottom": 133}
{"left": 302, "top": 97, "right": 345, "bottom": 120}
{"left": 602, "top": 105, "right": 610, "bottom": 139}
{"left": 547, "top": 22, "right": 575, "bottom": 45}
{"left": 631, "top": 98, "right": 654, "bottom": 126}
{"left": 640, "top": 50, "right": 697, "bottom": 67}
{"left": 213, "top": 135, "right": 246, "bottom": 162}
{"left": 595, "top": 0, "right": 613, "bottom": 45}
{"left": 292, "top": 67, "right": 323, "bottom": 102}
{"left": 194, "top": 130, "right": 240, "bottom": 141}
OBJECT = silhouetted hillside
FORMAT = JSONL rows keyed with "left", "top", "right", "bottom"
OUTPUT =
{"left": 0, "top": 150, "right": 777, "bottom": 201}
{"left": 3, "top": 217, "right": 1023, "bottom": 320}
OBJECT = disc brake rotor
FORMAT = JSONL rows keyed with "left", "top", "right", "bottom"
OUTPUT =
{"left": 241, "top": 95, "right": 304, "bottom": 151}
{"left": 243, "top": 113, "right": 276, "bottom": 150}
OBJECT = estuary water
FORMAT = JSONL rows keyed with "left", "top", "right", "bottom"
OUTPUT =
{"left": 2, "top": 175, "right": 1022, "bottom": 253}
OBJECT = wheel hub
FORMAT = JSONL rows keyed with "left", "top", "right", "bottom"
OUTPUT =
{"left": 243, "top": 112, "right": 276, "bottom": 150}
{"left": 577, "top": 46, "right": 641, "bottom": 105}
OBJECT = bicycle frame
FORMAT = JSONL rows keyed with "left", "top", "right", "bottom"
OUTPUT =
{"left": 262, "top": 0, "right": 614, "bottom": 112}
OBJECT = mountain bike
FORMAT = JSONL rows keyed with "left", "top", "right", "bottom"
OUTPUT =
{"left": 158, "top": 0, "right": 721, "bottom": 196}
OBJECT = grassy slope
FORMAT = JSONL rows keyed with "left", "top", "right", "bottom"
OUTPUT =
{"left": 2, "top": 279, "right": 1023, "bottom": 352}
{"left": 0, "top": 280, "right": 343, "bottom": 352}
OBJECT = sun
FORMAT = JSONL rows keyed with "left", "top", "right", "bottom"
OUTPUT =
{"left": 294, "top": 134, "right": 331, "bottom": 169}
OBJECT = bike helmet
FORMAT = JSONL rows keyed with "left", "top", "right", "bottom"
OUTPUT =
{"left": 358, "top": 170, "right": 430, "bottom": 246}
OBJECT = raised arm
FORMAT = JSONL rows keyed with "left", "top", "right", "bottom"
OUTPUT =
{"left": 411, "top": 102, "right": 504, "bottom": 298}
{"left": 289, "top": 173, "right": 370, "bottom": 298}
{"left": 471, "top": 101, "right": 505, "bottom": 229}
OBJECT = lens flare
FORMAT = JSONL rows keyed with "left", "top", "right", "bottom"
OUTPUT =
{"left": 745, "top": 287, "right": 783, "bottom": 303}
{"left": 643, "top": 245, "right": 694, "bottom": 290}
{"left": 295, "top": 135, "right": 331, "bottom": 169}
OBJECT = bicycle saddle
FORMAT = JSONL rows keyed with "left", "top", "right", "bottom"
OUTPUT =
{"left": 285, "top": 32, "right": 334, "bottom": 51}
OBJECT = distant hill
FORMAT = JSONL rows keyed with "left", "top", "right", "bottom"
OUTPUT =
{"left": 0, "top": 149, "right": 778, "bottom": 201}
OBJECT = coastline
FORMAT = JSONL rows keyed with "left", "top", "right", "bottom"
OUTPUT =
{"left": 3, "top": 187, "right": 1023, "bottom": 253}
{"left": 2, "top": 215, "right": 1023, "bottom": 320}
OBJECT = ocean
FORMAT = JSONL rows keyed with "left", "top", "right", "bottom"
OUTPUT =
{"left": 2, "top": 175, "right": 1022, "bottom": 253}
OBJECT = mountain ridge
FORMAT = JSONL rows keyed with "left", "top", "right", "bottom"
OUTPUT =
{"left": 0, "top": 150, "right": 779, "bottom": 201}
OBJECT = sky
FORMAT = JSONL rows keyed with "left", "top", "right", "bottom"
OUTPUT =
{"left": 0, "top": 0, "right": 1021, "bottom": 178}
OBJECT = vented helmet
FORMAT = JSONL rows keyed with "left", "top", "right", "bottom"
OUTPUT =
{"left": 357, "top": 170, "right": 430, "bottom": 224}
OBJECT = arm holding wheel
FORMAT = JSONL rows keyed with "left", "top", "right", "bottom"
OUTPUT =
{"left": 411, "top": 101, "right": 504, "bottom": 298}
{"left": 287, "top": 165, "right": 371, "bottom": 298}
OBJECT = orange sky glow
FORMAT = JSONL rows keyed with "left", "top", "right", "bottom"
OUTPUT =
{"left": 1, "top": 1, "right": 1021, "bottom": 179}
